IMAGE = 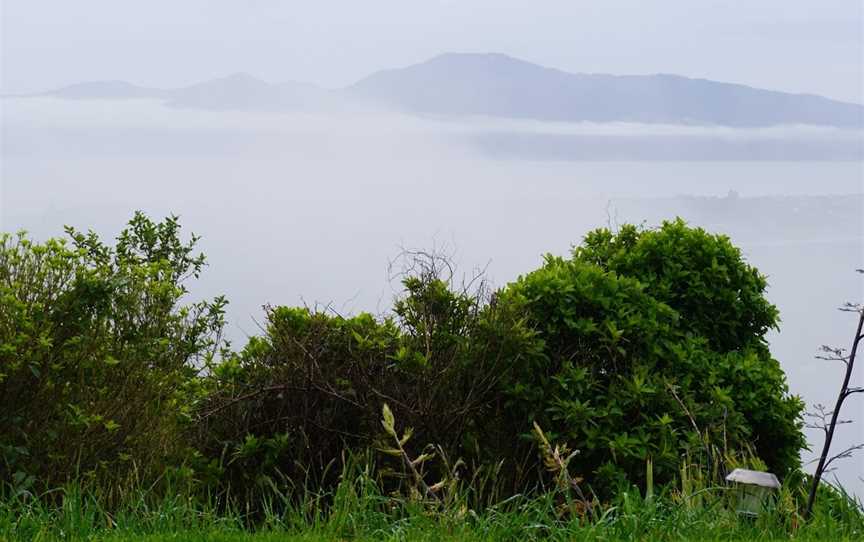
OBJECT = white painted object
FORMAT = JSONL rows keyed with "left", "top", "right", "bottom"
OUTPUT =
{"left": 725, "top": 469, "right": 781, "bottom": 489}
{"left": 725, "top": 468, "right": 781, "bottom": 516}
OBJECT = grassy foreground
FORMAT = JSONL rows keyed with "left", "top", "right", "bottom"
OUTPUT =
{"left": 3, "top": 475, "right": 863, "bottom": 542}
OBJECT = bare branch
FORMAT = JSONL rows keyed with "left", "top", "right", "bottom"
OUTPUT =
{"left": 805, "top": 278, "right": 864, "bottom": 519}
{"left": 803, "top": 404, "right": 854, "bottom": 436}
{"left": 823, "top": 443, "right": 864, "bottom": 471}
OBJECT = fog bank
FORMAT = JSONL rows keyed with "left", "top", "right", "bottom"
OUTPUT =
{"left": 2, "top": 98, "right": 862, "bottom": 496}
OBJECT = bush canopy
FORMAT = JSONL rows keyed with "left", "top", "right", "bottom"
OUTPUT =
{"left": 0, "top": 214, "right": 805, "bottom": 505}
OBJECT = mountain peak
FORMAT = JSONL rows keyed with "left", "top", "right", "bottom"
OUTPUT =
{"left": 48, "top": 80, "right": 167, "bottom": 99}
{"left": 417, "top": 52, "right": 551, "bottom": 72}
{"left": 349, "top": 53, "right": 863, "bottom": 127}
{"left": 426, "top": 51, "right": 520, "bottom": 63}
{"left": 219, "top": 72, "right": 266, "bottom": 84}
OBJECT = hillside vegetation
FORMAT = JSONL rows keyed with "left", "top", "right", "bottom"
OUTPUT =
{"left": 0, "top": 213, "right": 859, "bottom": 540}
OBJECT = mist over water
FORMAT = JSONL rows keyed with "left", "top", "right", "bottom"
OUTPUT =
{"left": 2, "top": 97, "right": 863, "bottom": 496}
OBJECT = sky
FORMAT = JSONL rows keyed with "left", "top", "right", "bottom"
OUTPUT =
{"left": 1, "top": 0, "right": 862, "bottom": 103}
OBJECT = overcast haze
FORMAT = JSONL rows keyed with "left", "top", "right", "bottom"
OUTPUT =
{"left": 2, "top": 0, "right": 863, "bottom": 103}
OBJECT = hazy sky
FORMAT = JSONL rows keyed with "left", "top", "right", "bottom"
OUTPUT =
{"left": 1, "top": 0, "right": 862, "bottom": 103}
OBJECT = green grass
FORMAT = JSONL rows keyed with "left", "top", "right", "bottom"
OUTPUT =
{"left": 2, "top": 477, "right": 863, "bottom": 542}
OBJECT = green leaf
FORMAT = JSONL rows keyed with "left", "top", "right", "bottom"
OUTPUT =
{"left": 381, "top": 403, "right": 396, "bottom": 437}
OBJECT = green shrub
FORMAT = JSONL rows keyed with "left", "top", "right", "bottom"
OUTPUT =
{"left": 575, "top": 220, "right": 803, "bottom": 474}
{"left": 194, "top": 254, "right": 538, "bottom": 502}
{"left": 492, "top": 220, "right": 805, "bottom": 497}
{"left": 2, "top": 215, "right": 805, "bottom": 508}
{"left": 574, "top": 219, "right": 779, "bottom": 353}
{"left": 195, "top": 307, "right": 400, "bottom": 497}
{"left": 0, "top": 213, "right": 226, "bottom": 494}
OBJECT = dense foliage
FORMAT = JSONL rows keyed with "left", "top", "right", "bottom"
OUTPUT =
{"left": 0, "top": 214, "right": 806, "bottom": 509}
{"left": 0, "top": 214, "right": 226, "bottom": 495}
{"left": 574, "top": 220, "right": 779, "bottom": 353}
{"left": 196, "top": 256, "right": 536, "bottom": 500}
{"left": 495, "top": 221, "right": 805, "bottom": 496}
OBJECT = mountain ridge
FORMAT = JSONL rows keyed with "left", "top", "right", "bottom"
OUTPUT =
{"left": 349, "top": 53, "right": 863, "bottom": 127}
{"left": 23, "top": 53, "right": 864, "bottom": 127}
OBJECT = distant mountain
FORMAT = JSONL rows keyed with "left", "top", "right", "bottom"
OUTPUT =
{"left": 348, "top": 53, "right": 864, "bottom": 127}
{"left": 47, "top": 80, "right": 169, "bottom": 100}
{"left": 165, "top": 73, "right": 339, "bottom": 111}
{"left": 41, "top": 74, "right": 341, "bottom": 112}
{"left": 28, "top": 54, "right": 864, "bottom": 126}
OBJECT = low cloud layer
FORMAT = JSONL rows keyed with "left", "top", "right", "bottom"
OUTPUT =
{"left": 2, "top": 98, "right": 862, "bottom": 495}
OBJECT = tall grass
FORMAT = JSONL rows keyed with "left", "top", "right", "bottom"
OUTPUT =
{"left": 3, "top": 459, "right": 862, "bottom": 541}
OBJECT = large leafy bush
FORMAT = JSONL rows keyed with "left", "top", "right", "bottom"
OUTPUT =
{"left": 195, "top": 255, "right": 537, "bottom": 500}
{"left": 574, "top": 220, "right": 779, "bottom": 353}
{"left": 0, "top": 214, "right": 225, "bottom": 493}
{"left": 493, "top": 220, "right": 804, "bottom": 496}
